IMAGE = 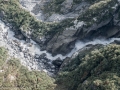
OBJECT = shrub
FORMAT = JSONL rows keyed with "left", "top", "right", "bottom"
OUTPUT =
{"left": 0, "top": 47, "right": 56, "bottom": 90}
{"left": 56, "top": 44, "right": 120, "bottom": 90}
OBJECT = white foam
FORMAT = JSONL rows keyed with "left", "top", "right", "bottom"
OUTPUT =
{"left": 27, "top": 38, "right": 120, "bottom": 60}
{"left": 1, "top": 20, "right": 120, "bottom": 75}
{"left": 0, "top": 20, "right": 120, "bottom": 66}
{"left": 67, "top": 38, "right": 120, "bottom": 57}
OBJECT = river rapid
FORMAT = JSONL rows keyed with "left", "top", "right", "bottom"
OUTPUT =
{"left": 1, "top": 20, "right": 120, "bottom": 76}
{"left": 1, "top": 0, "right": 120, "bottom": 76}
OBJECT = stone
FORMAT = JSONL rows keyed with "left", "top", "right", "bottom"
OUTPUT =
{"left": 20, "top": 28, "right": 31, "bottom": 39}
{"left": 60, "top": 0, "right": 73, "bottom": 14}
{"left": 0, "top": 11, "right": 5, "bottom": 18}
{"left": 39, "top": 53, "right": 46, "bottom": 59}
{"left": 46, "top": 30, "right": 77, "bottom": 56}
{"left": 34, "top": 54, "right": 40, "bottom": 59}
{"left": 114, "top": 40, "right": 120, "bottom": 44}
{"left": 26, "top": 38, "right": 30, "bottom": 43}
{"left": 52, "top": 58, "right": 63, "bottom": 67}
{"left": 14, "top": 34, "right": 25, "bottom": 40}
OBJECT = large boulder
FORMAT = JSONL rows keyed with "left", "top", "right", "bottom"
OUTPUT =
{"left": 52, "top": 58, "right": 63, "bottom": 67}
{"left": 46, "top": 29, "right": 77, "bottom": 56}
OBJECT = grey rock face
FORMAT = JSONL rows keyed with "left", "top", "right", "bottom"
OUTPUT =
{"left": 18, "top": 0, "right": 120, "bottom": 56}
{"left": 52, "top": 59, "right": 63, "bottom": 68}
{"left": 46, "top": 30, "right": 77, "bottom": 56}
{"left": 28, "top": 0, "right": 89, "bottom": 22}
{"left": 113, "top": 40, "right": 120, "bottom": 44}
{"left": 60, "top": 0, "right": 73, "bottom": 14}
{"left": 0, "top": 11, "right": 5, "bottom": 18}
{"left": 14, "top": 34, "right": 25, "bottom": 40}
{"left": 59, "top": 44, "right": 103, "bottom": 71}
{"left": 20, "top": 28, "right": 31, "bottom": 39}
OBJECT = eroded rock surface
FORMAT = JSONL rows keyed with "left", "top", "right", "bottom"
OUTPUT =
{"left": 46, "top": 30, "right": 77, "bottom": 55}
{"left": 19, "top": 0, "right": 120, "bottom": 56}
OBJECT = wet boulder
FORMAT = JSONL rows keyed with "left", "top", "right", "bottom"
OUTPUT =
{"left": 39, "top": 53, "right": 46, "bottom": 59}
{"left": 14, "top": 34, "right": 25, "bottom": 40}
{"left": 46, "top": 29, "right": 77, "bottom": 56}
{"left": 114, "top": 40, "right": 120, "bottom": 44}
{"left": 52, "top": 58, "right": 63, "bottom": 67}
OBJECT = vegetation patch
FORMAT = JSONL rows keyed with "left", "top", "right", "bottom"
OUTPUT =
{"left": 0, "top": 47, "right": 56, "bottom": 90}
{"left": 77, "top": 0, "right": 117, "bottom": 28}
{"left": 0, "top": 0, "right": 58, "bottom": 38}
{"left": 56, "top": 44, "right": 120, "bottom": 90}
{"left": 42, "top": 0, "right": 65, "bottom": 15}
{"left": 0, "top": 0, "right": 76, "bottom": 40}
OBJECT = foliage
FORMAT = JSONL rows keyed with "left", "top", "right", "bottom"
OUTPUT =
{"left": 77, "top": 0, "right": 117, "bottom": 28}
{"left": 42, "top": 0, "right": 65, "bottom": 15}
{"left": 47, "top": 18, "right": 74, "bottom": 36}
{"left": 0, "top": 47, "right": 56, "bottom": 90}
{"left": 0, "top": 0, "right": 76, "bottom": 40}
{"left": 56, "top": 44, "right": 120, "bottom": 90}
{"left": 0, "top": 47, "right": 7, "bottom": 67}
{"left": 0, "top": 0, "right": 59, "bottom": 38}
{"left": 42, "top": 0, "right": 118, "bottom": 29}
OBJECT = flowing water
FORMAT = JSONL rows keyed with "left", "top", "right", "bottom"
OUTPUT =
{"left": 1, "top": 20, "right": 120, "bottom": 73}
{"left": 0, "top": 0, "right": 119, "bottom": 76}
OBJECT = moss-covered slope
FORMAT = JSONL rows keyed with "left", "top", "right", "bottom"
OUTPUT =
{"left": 0, "top": 47, "right": 56, "bottom": 90}
{"left": 56, "top": 44, "right": 120, "bottom": 90}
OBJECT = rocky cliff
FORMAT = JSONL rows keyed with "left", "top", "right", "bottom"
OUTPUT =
{"left": 19, "top": 0, "right": 120, "bottom": 56}
{"left": 1, "top": 0, "right": 120, "bottom": 56}
{"left": 0, "top": 0, "right": 120, "bottom": 90}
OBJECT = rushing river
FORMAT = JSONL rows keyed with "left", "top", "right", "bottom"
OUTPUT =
{"left": 0, "top": 20, "right": 120, "bottom": 74}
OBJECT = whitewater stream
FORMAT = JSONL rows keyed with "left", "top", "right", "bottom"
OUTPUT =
{"left": 1, "top": 19, "right": 120, "bottom": 75}
{"left": 1, "top": 20, "right": 120, "bottom": 75}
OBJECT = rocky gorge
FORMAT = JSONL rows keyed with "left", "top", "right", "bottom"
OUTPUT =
{"left": 0, "top": 0, "right": 120, "bottom": 90}
{"left": 1, "top": 18, "right": 120, "bottom": 75}
{"left": 0, "top": 0, "right": 120, "bottom": 74}
{"left": 18, "top": 0, "right": 120, "bottom": 56}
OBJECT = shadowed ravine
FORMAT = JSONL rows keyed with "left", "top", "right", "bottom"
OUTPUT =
{"left": 1, "top": 20, "right": 120, "bottom": 76}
